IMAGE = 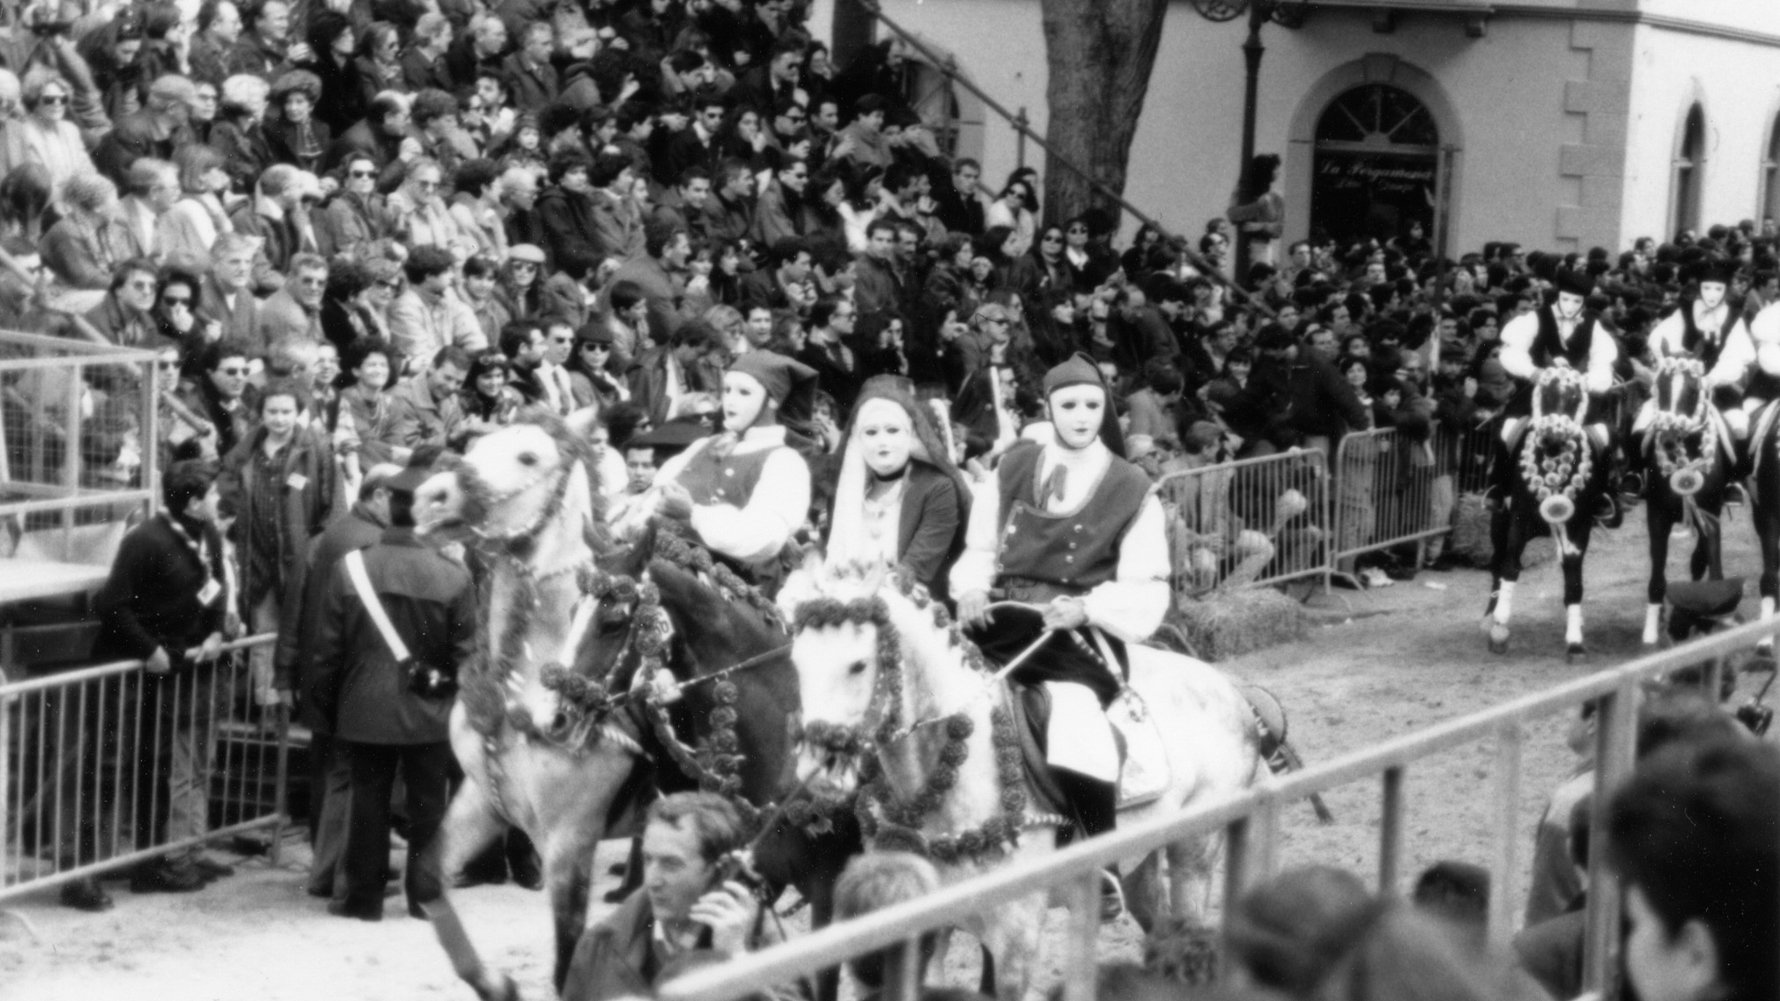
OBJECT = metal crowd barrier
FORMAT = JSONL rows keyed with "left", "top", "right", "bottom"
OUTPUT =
{"left": 1331, "top": 426, "right": 1448, "bottom": 568}
{"left": 0, "top": 634, "right": 288, "bottom": 900}
{"left": 1156, "top": 447, "right": 1331, "bottom": 597}
{"left": 661, "top": 616, "right": 1780, "bottom": 1001}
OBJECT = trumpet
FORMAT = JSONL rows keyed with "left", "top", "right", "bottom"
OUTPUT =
{"left": 1539, "top": 493, "right": 1575, "bottom": 525}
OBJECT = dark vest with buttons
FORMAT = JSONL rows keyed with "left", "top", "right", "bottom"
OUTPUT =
{"left": 672, "top": 438, "right": 786, "bottom": 592}
{"left": 1530, "top": 307, "right": 1597, "bottom": 370}
{"left": 991, "top": 441, "right": 1151, "bottom": 602}
{"left": 677, "top": 438, "right": 774, "bottom": 508}
{"left": 1679, "top": 300, "right": 1740, "bottom": 368}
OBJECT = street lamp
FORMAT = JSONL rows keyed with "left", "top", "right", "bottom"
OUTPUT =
{"left": 1191, "top": 0, "right": 1307, "bottom": 279}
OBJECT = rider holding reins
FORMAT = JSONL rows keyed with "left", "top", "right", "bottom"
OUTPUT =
{"left": 951, "top": 354, "right": 1170, "bottom": 855}
{"left": 1492, "top": 269, "right": 1620, "bottom": 500}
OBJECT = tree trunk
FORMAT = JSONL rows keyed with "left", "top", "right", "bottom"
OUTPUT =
{"left": 1039, "top": 0, "right": 1170, "bottom": 228}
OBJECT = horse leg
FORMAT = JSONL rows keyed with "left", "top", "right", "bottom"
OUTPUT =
{"left": 420, "top": 781, "right": 519, "bottom": 1001}
{"left": 1645, "top": 500, "right": 1671, "bottom": 645}
{"left": 1564, "top": 520, "right": 1591, "bottom": 664}
{"left": 977, "top": 898, "right": 1045, "bottom": 1001}
{"left": 1165, "top": 832, "right": 1217, "bottom": 921}
{"left": 1485, "top": 506, "right": 1521, "bottom": 653}
{"left": 1121, "top": 849, "right": 1164, "bottom": 933}
{"left": 545, "top": 826, "right": 599, "bottom": 994}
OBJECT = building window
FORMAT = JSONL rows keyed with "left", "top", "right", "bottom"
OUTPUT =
{"left": 1310, "top": 84, "right": 1439, "bottom": 247}
{"left": 1672, "top": 104, "right": 1705, "bottom": 239}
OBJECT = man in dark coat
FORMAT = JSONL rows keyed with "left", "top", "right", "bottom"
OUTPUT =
{"left": 1247, "top": 321, "right": 1369, "bottom": 461}
{"left": 278, "top": 461, "right": 396, "bottom": 902}
{"left": 306, "top": 462, "right": 475, "bottom": 919}
{"left": 62, "top": 461, "right": 230, "bottom": 910}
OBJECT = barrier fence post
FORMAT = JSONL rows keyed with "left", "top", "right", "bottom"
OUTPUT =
{"left": 1061, "top": 872, "right": 1099, "bottom": 1001}
{"left": 891, "top": 934, "right": 923, "bottom": 1001}
{"left": 1377, "top": 765, "right": 1404, "bottom": 896}
{"left": 0, "top": 687, "right": 10, "bottom": 886}
{"left": 1488, "top": 723, "right": 1523, "bottom": 950}
{"left": 1222, "top": 815, "right": 1251, "bottom": 918}
{"left": 1583, "top": 677, "right": 1638, "bottom": 994}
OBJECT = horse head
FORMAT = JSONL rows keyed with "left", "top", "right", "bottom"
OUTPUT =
{"left": 416, "top": 407, "right": 605, "bottom": 549}
{"left": 1652, "top": 356, "right": 1708, "bottom": 427}
{"left": 788, "top": 562, "right": 968, "bottom": 798}
{"left": 1531, "top": 365, "right": 1589, "bottom": 433}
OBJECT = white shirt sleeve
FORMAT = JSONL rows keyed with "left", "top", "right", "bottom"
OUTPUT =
{"left": 948, "top": 473, "right": 1002, "bottom": 599}
{"left": 1751, "top": 304, "right": 1780, "bottom": 377}
{"left": 1585, "top": 324, "right": 1618, "bottom": 396}
{"left": 687, "top": 446, "right": 810, "bottom": 564}
{"left": 1080, "top": 494, "right": 1170, "bottom": 642}
{"left": 1711, "top": 318, "right": 1755, "bottom": 386}
{"left": 1498, "top": 312, "right": 1540, "bottom": 381}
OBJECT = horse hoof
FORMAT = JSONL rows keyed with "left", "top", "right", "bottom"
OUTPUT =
{"left": 1567, "top": 644, "right": 1589, "bottom": 665}
{"left": 1487, "top": 624, "right": 1509, "bottom": 654}
{"left": 479, "top": 973, "right": 521, "bottom": 1001}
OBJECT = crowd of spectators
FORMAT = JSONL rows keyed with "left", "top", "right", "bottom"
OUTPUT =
{"left": 9, "top": 0, "right": 1780, "bottom": 995}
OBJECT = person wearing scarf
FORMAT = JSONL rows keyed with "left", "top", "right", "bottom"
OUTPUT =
{"left": 648, "top": 350, "right": 814, "bottom": 595}
{"left": 949, "top": 353, "right": 1170, "bottom": 884}
{"left": 826, "top": 376, "right": 970, "bottom": 602}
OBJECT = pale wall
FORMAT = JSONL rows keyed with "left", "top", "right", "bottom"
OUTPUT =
{"left": 1618, "top": 19, "right": 1780, "bottom": 243}
{"left": 842, "top": 0, "right": 1779, "bottom": 255}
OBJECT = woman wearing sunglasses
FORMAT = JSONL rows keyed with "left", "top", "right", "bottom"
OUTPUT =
{"left": 15, "top": 74, "right": 94, "bottom": 212}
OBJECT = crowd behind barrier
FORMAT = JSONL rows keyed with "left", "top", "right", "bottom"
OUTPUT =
{"left": 0, "top": 633, "right": 288, "bottom": 902}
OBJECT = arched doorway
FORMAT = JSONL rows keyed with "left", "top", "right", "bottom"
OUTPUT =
{"left": 1310, "top": 84, "right": 1439, "bottom": 247}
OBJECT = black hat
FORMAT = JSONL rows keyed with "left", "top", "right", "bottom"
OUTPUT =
{"left": 1699, "top": 257, "right": 1739, "bottom": 286}
{"left": 1554, "top": 269, "right": 1595, "bottom": 297}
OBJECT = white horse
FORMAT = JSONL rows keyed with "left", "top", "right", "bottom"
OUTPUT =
{"left": 414, "top": 409, "right": 644, "bottom": 999}
{"left": 782, "top": 564, "right": 1278, "bottom": 1001}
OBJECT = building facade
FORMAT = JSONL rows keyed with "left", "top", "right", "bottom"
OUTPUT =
{"left": 811, "top": 0, "right": 1780, "bottom": 257}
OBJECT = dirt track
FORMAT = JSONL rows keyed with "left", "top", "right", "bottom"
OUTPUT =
{"left": 4, "top": 504, "right": 1769, "bottom": 1001}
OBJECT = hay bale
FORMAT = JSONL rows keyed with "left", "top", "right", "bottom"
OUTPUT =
{"left": 1447, "top": 491, "right": 1553, "bottom": 570}
{"left": 1171, "top": 588, "right": 1307, "bottom": 661}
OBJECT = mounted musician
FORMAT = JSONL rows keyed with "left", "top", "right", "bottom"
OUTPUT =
{"left": 1494, "top": 269, "right": 1620, "bottom": 509}
{"left": 952, "top": 354, "right": 1170, "bottom": 857}
{"left": 646, "top": 351, "right": 815, "bottom": 596}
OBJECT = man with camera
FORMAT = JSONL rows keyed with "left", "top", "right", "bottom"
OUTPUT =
{"left": 304, "top": 458, "right": 473, "bottom": 920}
{"left": 561, "top": 792, "right": 799, "bottom": 1001}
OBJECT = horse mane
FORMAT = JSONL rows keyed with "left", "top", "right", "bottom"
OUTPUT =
{"left": 512, "top": 404, "right": 613, "bottom": 551}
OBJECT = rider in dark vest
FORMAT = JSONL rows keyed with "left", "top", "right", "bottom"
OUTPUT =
{"left": 1644, "top": 257, "right": 1754, "bottom": 436}
{"left": 951, "top": 354, "right": 1170, "bottom": 872}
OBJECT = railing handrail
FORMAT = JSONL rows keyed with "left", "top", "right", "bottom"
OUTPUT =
{"left": 660, "top": 613, "right": 1779, "bottom": 1001}
{"left": 853, "top": 0, "right": 1266, "bottom": 311}
{"left": 0, "top": 633, "right": 278, "bottom": 696}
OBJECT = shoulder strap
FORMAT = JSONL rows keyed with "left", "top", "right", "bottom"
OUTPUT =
{"left": 343, "top": 549, "right": 410, "bottom": 662}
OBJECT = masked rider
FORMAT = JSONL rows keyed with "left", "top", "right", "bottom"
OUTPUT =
{"left": 1493, "top": 269, "right": 1620, "bottom": 506}
{"left": 1637, "top": 258, "right": 1753, "bottom": 484}
{"left": 951, "top": 354, "right": 1169, "bottom": 868}
{"left": 650, "top": 351, "right": 815, "bottom": 596}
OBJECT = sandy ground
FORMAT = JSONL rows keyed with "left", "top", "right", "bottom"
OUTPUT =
{"left": 4, "top": 504, "right": 1771, "bottom": 1001}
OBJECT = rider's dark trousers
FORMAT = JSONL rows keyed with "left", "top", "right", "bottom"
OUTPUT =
{"left": 341, "top": 739, "right": 451, "bottom": 915}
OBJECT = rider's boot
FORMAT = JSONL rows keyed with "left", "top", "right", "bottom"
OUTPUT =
{"left": 1055, "top": 769, "right": 1121, "bottom": 921}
